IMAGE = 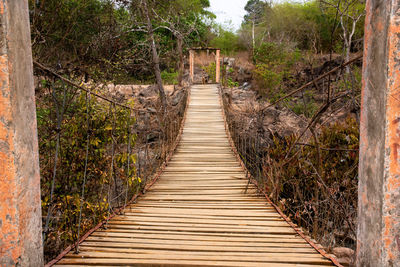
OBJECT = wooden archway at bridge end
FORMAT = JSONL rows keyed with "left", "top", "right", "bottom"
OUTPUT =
{"left": 189, "top": 47, "right": 221, "bottom": 84}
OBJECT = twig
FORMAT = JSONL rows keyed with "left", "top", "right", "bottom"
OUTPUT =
{"left": 295, "top": 143, "right": 358, "bottom": 152}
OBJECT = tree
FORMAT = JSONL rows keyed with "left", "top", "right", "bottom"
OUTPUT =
{"left": 320, "top": 0, "right": 365, "bottom": 70}
{"left": 243, "top": 0, "right": 270, "bottom": 53}
{"left": 210, "top": 25, "right": 239, "bottom": 56}
{"left": 140, "top": 0, "right": 167, "bottom": 111}
{"left": 151, "top": 0, "right": 214, "bottom": 86}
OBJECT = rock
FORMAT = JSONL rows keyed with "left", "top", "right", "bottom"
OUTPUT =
{"left": 115, "top": 84, "right": 132, "bottom": 96}
{"left": 239, "top": 82, "right": 252, "bottom": 91}
{"left": 147, "top": 132, "right": 160, "bottom": 143}
{"left": 139, "top": 85, "right": 157, "bottom": 97}
{"left": 332, "top": 247, "right": 354, "bottom": 258}
{"left": 223, "top": 57, "right": 235, "bottom": 66}
{"left": 107, "top": 83, "right": 115, "bottom": 92}
{"left": 137, "top": 96, "right": 145, "bottom": 105}
{"left": 332, "top": 247, "right": 355, "bottom": 266}
{"left": 147, "top": 108, "right": 157, "bottom": 114}
{"left": 170, "top": 89, "right": 185, "bottom": 106}
{"left": 244, "top": 84, "right": 252, "bottom": 91}
{"left": 227, "top": 58, "right": 235, "bottom": 67}
{"left": 239, "top": 82, "right": 249, "bottom": 88}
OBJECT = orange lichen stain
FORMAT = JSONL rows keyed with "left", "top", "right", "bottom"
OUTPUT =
{"left": 386, "top": 17, "right": 400, "bottom": 177}
{"left": 0, "top": 23, "right": 20, "bottom": 262}
{"left": 383, "top": 235, "right": 395, "bottom": 261}
{"left": 376, "top": 19, "right": 384, "bottom": 32}
{"left": 0, "top": 52, "right": 11, "bottom": 143}
{"left": 361, "top": 191, "right": 368, "bottom": 205}
{"left": 0, "top": 122, "right": 7, "bottom": 142}
{"left": 387, "top": 177, "right": 400, "bottom": 191}
{"left": 384, "top": 216, "right": 394, "bottom": 236}
{"left": 0, "top": 152, "right": 20, "bottom": 263}
{"left": 382, "top": 16, "right": 400, "bottom": 263}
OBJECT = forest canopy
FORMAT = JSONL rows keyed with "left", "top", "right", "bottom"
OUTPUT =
{"left": 29, "top": 0, "right": 215, "bottom": 83}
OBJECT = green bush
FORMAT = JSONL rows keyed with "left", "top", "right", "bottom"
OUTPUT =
{"left": 253, "top": 42, "right": 301, "bottom": 97}
{"left": 291, "top": 101, "right": 319, "bottom": 118}
{"left": 210, "top": 25, "right": 241, "bottom": 55}
{"left": 202, "top": 62, "right": 217, "bottom": 82}
{"left": 37, "top": 78, "right": 138, "bottom": 261}
{"left": 161, "top": 70, "right": 179, "bottom": 85}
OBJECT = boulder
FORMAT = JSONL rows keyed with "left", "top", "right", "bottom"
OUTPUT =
{"left": 138, "top": 85, "right": 157, "bottom": 97}
{"left": 332, "top": 247, "right": 355, "bottom": 266}
{"left": 170, "top": 89, "right": 185, "bottom": 106}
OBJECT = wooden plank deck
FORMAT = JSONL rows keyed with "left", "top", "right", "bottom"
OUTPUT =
{"left": 56, "top": 84, "right": 333, "bottom": 266}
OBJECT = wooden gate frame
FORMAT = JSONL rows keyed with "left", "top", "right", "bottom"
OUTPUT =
{"left": 189, "top": 47, "right": 220, "bottom": 84}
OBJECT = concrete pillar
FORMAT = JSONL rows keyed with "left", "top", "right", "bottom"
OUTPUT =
{"left": 215, "top": 49, "right": 220, "bottom": 84}
{"left": 0, "top": 0, "right": 43, "bottom": 266}
{"left": 357, "top": 1, "right": 400, "bottom": 266}
{"left": 189, "top": 50, "right": 194, "bottom": 83}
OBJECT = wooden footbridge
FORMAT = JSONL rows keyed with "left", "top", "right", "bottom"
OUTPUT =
{"left": 54, "top": 85, "right": 335, "bottom": 266}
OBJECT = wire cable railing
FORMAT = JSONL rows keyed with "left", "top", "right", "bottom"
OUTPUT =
{"left": 34, "top": 62, "right": 189, "bottom": 262}
{"left": 220, "top": 55, "right": 361, "bottom": 253}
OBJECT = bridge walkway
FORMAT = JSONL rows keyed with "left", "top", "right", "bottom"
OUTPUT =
{"left": 56, "top": 84, "right": 333, "bottom": 266}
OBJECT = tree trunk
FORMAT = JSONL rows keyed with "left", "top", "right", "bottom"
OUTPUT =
{"left": 177, "top": 35, "right": 184, "bottom": 86}
{"left": 252, "top": 19, "right": 255, "bottom": 53}
{"left": 142, "top": 0, "right": 167, "bottom": 112}
{"left": 345, "top": 43, "right": 351, "bottom": 73}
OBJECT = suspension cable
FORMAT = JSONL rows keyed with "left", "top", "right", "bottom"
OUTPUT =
{"left": 105, "top": 103, "right": 116, "bottom": 228}
{"left": 75, "top": 91, "right": 91, "bottom": 253}
{"left": 43, "top": 78, "right": 67, "bottom": 243}
{"left": 124, "top": 109, "right": 132, "bottom": 210}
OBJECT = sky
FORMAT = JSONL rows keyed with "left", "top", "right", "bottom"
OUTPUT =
{"left": 208, "top": 0, "right": 249, "bottom": 31}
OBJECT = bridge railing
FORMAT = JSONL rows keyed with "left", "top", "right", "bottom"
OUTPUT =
{"left": 221, "top": 56, "right": 360, "bottom": 252}
{"left": 34, "top": 62, "right": 188, "bottom": 262}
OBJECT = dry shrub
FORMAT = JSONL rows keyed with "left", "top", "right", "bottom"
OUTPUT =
{"left": 194, "top": 51, "right": 216, "bottom": 67}
{"left": 234, "top": 51, "right": 254, "bottom": 70}
{"left": 264, "top": 117, "right": 359, "bottom": 250}
{"left": 223, "top": 90, "right": 359, "bottom": 251}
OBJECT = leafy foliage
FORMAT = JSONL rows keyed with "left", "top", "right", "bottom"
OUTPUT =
{"left": 37, "top": 77, "right": 138, "bottom": 261}
{"left": 239, "top": 0, "right": 364, "bottom": 53}
{"left": 210, "top": 25, "right": 240, "bottom": 56}
{"left": 30, "top": 0, "right": 214, "bottom": 83}
{"left": 161, "top": 70, "right": 179, "bottom": 85}
{"left": 253, "top": 42, "right": 301, "bottom": 97}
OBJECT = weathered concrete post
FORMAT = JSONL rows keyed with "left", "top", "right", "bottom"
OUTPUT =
{"left": 358, "top": 1, "right": 400, "bottom": 266}
{"left": 0, "top": 0, "right": 44, "bottom": 265}
{"left": 189, "top": 49, "right": 194, "bottom": 83}
{"left": 215, "top": 49, "right": 220, "bottom": 84}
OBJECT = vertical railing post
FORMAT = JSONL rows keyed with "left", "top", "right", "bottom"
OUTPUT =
{"left": 189, "top": 49, "right": 194, "bottom": 84}
{"left": 358, "top": 1, "right": 400, "bottom": 266}
{"left": 0, "top": 0, "right": 43, "bottom": 265}
{"left": 215, "top": 49, "right": 221, "bottom": 84}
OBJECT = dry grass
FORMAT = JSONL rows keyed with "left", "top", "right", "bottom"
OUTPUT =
{"left": 194, "top": 51, "right": 216, "bottom": 67}
{"left": 193, "top": 50, "right": 254, "bottom": 70}
{"left": 233, "top": 51, "right": 254, "bottom": 70}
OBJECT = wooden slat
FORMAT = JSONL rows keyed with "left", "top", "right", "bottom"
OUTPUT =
{"left": 85, "top": 236, "right": 311, "bottom": 247}
{"left": 55, "top": 84, "right": 332, "bottom": 266}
